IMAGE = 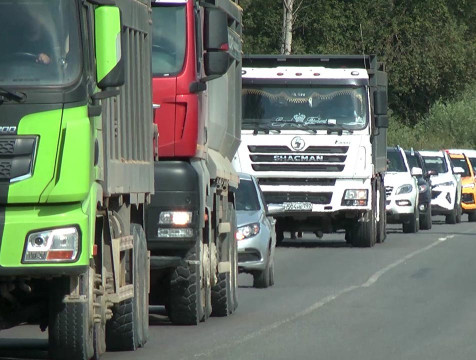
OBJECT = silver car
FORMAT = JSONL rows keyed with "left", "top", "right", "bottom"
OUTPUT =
{"left": 235, "top": 173, "right": 276, "bottom": 288}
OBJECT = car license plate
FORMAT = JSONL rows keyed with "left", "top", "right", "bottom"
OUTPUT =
{"left": 283, "top": 202, "right": 313, "bottom": 211}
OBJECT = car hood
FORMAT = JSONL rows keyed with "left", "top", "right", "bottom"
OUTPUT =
{"left": 236, "top": 210, "right": 263, "bottom": 227}
{"left": 384, "top": 172, "right": 413, "bottom": 187}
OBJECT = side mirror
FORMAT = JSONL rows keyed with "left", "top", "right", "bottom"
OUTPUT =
{"left": 374, "top": 89, "right": 388, "bottom": 116}
{"left": 411, "top": 167, "right": 423, "bottom": 176}
{"left": 267, "top": 204, "right": 285, "bottom": 215}
{"left": 95, "top": 6, "right": 124, "bottom": 89}
{"left": 453, "top": 166, "right": 465, "bottom": 175}
{"left": 426, "top": 169, "right": 438, "bottom": 176}
{"left": 375, "top": 115, "right": 389, "bottom": 129}
{"left": 203, "top": 8, "right": 231, "bottom": 78}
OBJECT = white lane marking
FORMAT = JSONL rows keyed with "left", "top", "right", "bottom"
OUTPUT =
{"left": 191, "top": 229, "right": 473, "bottom": 359}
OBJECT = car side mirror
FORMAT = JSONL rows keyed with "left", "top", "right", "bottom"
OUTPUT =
{"left": 203, "top": 8, "right": 231, "bottom": 78}
{"left": 411, "top": 167, "right": 423, "bottom": 176}
{"left": 267, "top": 204, "right": 284, "bottom": 215}
{"left": 374, "top": 89, "right": 388, "bottom": 116}
{"left": 453, "top": 166, "right": 465, "bottom": 175}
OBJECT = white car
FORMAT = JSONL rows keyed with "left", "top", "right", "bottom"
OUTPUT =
{"left": 420, "top": 150, "right": 463, "bottom": 224}
{"left": 385, "top": 147, "right": 421, "bottom": 233}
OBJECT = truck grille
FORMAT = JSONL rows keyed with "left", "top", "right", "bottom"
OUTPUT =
{"left": 0, "top": 136, "right": 37, "bottom": 182}
{"left": 258, "top": 178, "right": 336, "bottom": 186}
{"left": 263, "top": 192, "right": 332, "bottom": 205}
{"left": 248, "top": 145, "right": 349, "bottom": 154}
{"left": 385, "top": 186, "right": 393, "bottom": 197}
{"left": 252, "top": 164, "right": 344, "bottom": 172}
{"left": 247, "top": 144, "right": 348, "bottom": 173}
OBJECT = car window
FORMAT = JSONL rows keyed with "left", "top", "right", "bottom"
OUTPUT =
{"left": 387, "top": 150, "right": 407, "bottom": 172}
{"left": 450, "top": 157, "right": 471, "bottom": 177}
{"left": 405, "top": 153, "right": 420, "bottom": 170}
{"left": 422, "top": 156, "right": 447, "bottom": 173}
{"left": 236, "top": 179, "right": 261, "bottom": 211}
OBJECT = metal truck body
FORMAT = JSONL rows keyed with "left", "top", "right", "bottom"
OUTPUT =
{"left": 146, "top": 0, "right": 242, "bottom": 324}
{"left": 235, "top": 55, "right": 388, "bottom": 247}
{"left": 0, "top": 1, "right": 154, "bottom": 358}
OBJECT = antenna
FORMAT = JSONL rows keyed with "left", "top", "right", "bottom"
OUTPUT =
{"left": 360, "top": 24, "right": 367, "bottom": 70}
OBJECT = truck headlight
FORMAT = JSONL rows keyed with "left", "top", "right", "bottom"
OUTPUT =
{"left": 159, "top": 211, "right": 193, "bottom": 226}
{"left": 342, "top": 189, "right": 368, "bottom": 206}
{"left": 23, "top": 227, "right": 80, "bottom": 263}
{"left": 462, "top": 183, "right": 475, "bottom": 189}
{"left": 396, "top": 184, "right": 413, "bottom": 195}
{"left": 235, "top": 223, "right": 260, "bottom": 241}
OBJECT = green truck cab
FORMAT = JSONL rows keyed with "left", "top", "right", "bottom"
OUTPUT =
{"left": 0, "top": 1, "right": 154, "bottom": 359}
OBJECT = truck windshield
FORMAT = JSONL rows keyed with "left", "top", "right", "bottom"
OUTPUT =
{"left": 242, "top": 85, "right": 368, "bottom": 131}
{"left": 0, "top": 0, "right": 81, "bottom": 87}
{"left": 152, "top": 5, "right": 186, "bottom": 76}
{"left": 422, "top": 156, "right": 448, "bottom": 173}
{"left": 387, "top": 150, "right": 408, "bottom": 172}
{"left": 450, "top": 157, "right": 471, "bottom": 177}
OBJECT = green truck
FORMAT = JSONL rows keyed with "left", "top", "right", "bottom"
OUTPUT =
{"left": 0, "top": 0, "right": 154, "bottom": 359}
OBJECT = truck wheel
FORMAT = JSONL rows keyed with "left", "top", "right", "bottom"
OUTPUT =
{"left": 403, "top": 207, "right": 419, "bottom": 233}
{"left": 350, "top": 190, "right": 377, "bottom": 247}
{"left": 106, "top": 224, "right": 148, "bottom": 350}
{"left": 167, "top": 237, "right": 208, "bottom": 325}
{"left": 376, "top": 183, "right": 387, "bottom": 243}
{"left": 468, "top": 211, "right": 476, "bottom": 222}
{"left": 49, "top": 270, "right": 94, "bottom": 360}
{"left": 420, "top": 205, "right": 432, "bottom": 230}
{"left": 211, "top": 204, "right": 238, "bottom": 316}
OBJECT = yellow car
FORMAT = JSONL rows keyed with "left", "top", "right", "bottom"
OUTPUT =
{"left": 448, "top": 152, "right": 476, "bottom": 221}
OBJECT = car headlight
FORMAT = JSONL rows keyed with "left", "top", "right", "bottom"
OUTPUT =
{"left": 159, "top": 211, "right": 193, "bottom": 226}
{"left": 396, "top": 184, "right": 413, "bottom": 195}
{"left": 435, "top": 181, "right": 454, "bottom": 187}
{"left": 418, "top": 184, "right": 428, "bottom": 193}
{"left": 23, "top": 227, "right": 80, "bottom": 263}
{"left": 462, "top": 183, "right": 475, "bottom": 189}
{"left": 235, "top": 223, "right": 260, "bottom": 241}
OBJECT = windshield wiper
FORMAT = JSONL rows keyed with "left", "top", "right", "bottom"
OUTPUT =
{"left": 249, "top": 123, "right": 281, "bottom": 135}
{"left": 326, "top": 124, "right": 354, "bottom": 135}
{"left": 0, "top": 87, "right": 26, "bottom": 103}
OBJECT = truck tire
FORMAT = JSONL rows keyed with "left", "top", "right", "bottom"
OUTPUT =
{"left": 106, "top": 224, "right": 148, "bottom": 350}
{"left": 350, "top": 189, "right": 377, "bottom": 247}
{"left": 49, "top": 270, "right": 94, "bottom": 360}
{"left": 468, "top": 210, "right": 476, "bottom": 222}
{"left": 167, "top": 237, "right": 208, "bottom": 325}
{"left": 376, "top": 182, "right": 387, "bottom": 243}
{"left": 403, "top": 208, "right": 419, "bottom": 233}
{"left": 420, "top": 205, "right": 432, "bottom": 230}
{"left": 211, "top": 203, "right": 238, "bottom": 316}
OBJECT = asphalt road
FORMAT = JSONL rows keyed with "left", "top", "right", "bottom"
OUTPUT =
{"left": 2, "top": 216, "right": 476, "bottom": 360}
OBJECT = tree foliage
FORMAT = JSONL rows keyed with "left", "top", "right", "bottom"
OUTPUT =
{"left": 240, "top": 0, "right": 476, "bottom": 126}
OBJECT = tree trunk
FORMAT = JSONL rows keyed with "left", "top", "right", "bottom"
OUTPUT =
{"left": 282, "top": 0, "right": 293, "bottom": 55}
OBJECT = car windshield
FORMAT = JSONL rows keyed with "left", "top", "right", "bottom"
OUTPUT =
{"left": 422, "top": 156, "right": 448, "bottom": 173}
{"left": 450, "top": 157, "right": 471, "bottom": 177}
{"left": 242, "top": 85, "right": 368, "bottom": 131}
{"left": 467, "top": 157, "right": 476, "bottom": 173}
{"left": 152, "top": 5, "right": 186, "bottom": 76}
{"left": 0, "top": 0, "right": 81, "bottom": 87}
{"left": 236, "top": 179, "right": 261, "bottom": 211}
{"left": 387, "top": 150, "right": 407, "bottom": 172}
